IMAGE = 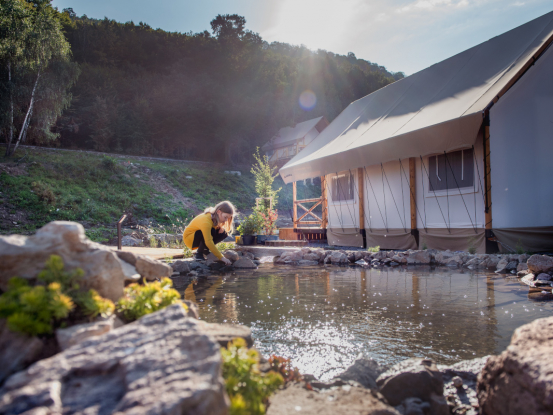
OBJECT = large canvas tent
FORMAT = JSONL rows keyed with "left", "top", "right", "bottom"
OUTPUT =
{"left": 280, "top": 11, "right": 553, "bottom": 253}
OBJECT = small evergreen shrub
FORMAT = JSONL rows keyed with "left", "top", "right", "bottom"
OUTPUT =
{"left": 222, "top": 338, "right": 284, "bottom": 415}
{"left": 116, "top": 278, "right": 184, "bottom": 322}
{"left": 0, "top": 255, "right": 115, "bottom": 336}
{"left": 0, "top": 278, "right": 73, "bottom": 336}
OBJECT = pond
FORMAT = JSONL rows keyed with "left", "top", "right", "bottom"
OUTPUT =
{"left": 176, "top": 265, "right": 553, "bottom": 381}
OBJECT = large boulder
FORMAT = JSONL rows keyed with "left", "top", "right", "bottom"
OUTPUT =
{"left": 329, "top": 251, "right": 348, "bottom": 264}
{"left": 267, "top": 383, "right": 399, "bottom": 415}
{"left": 477, "top": 316, "right": 553, "bottom": 415}
{"left": 233, "top": 258, "right": 257, "bottom": 269}
{"left": 377, "top": 359, "right": 447, "bottom": 413}
{"left": 527, "top": 255, "right": 553, "bottom": 275}
{"left": 55, "top": 319, "right": 115, "bottom": 351}
{"left": 223, "top": 250, "right": 239, "bottom": 262}
{"left": 0, "top": 221, "right": 140, "bottom": 301}
{"left": 115, "top": 250, "right": 172, "bottom": 281}
{"left": 171, "top": 259, "right": 191, "bottom": 274}
{"left": 0, "top": 304, "right": 228, "bottom": 415}
{"left": 196, "top": 321, "right": 253, "bottom": 347}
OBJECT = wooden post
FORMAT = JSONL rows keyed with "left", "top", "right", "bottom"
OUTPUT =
{"left": 321, "top": 176, "right": 328, "bottom": 229}
{"left": 484, "top": 122, "right": 492, "bottom": 230}
{"left": 409, "top": 158, "right": 417, "bottom": 230}
{"left": 357, "top": 168, "right": 364, "bottom": 230}
{"left": 293, "top": 181, "right": 297, "bottom": 229}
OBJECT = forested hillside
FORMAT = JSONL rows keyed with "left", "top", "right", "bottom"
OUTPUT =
{"left": 49, "top": 10, "right": 402, "bottom": 162}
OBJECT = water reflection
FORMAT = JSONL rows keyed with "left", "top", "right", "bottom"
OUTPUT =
{"left": 177, "top": 266, "right": 553, "bottom": 380}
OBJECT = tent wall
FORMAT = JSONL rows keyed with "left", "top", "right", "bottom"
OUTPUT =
{"left": 325, "top": 171, "right": 363, "bottom": 247}
{"left": 489, "top": 45, "right": 553, "bottom": 252}
{"left": 412, "top": 132, "right": 486, "bottom": 253}
{"left": 362, "top": 161, "right": 417, "bottom": 250}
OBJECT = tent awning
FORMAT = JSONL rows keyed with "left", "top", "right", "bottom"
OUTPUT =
{"left": 280, "top": 11, "right": 553, "bottom": 183}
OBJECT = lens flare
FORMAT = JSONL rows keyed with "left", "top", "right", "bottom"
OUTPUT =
{"left": 299, "top": 90, "right": 317, "bottom": 111}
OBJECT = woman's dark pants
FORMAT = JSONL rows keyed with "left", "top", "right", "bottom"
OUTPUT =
{"left": 192, "top": 228, "right": 228, "bottom": 256}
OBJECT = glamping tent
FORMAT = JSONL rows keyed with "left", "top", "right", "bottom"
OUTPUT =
{"left": 280, "top": 11, "right": 553, "bottom": 253}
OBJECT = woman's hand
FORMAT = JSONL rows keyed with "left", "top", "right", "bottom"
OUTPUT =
{"left": 221, "top": 257, "right": 231, "bottom": 266}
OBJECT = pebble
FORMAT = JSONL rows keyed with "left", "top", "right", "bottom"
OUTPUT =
{"left": 452, "top": 376, "right": 463, "bottom": 388}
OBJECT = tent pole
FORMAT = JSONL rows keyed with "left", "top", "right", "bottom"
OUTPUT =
{"left": 408, "top": 158, "right": 420, "bottom": 246}
{"left": 321, "top": 176, "right": 328, "bottom": 229}
{"left": 357, "top": 168, "right": 365, "bottom": 247}
{"left": 483, "top": 116, "right": 492, "bottom": 230}
{"left": 293, "top": 181, "right": 297, "bottom": 230}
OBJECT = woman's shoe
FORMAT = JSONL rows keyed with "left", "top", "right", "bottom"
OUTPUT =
{"left": 194, "top": 252, "right": 206, "bottom": 261}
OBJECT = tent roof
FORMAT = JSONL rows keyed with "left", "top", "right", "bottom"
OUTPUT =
{"left": 280, "top": 11, "right": 553, "bottom": 183}
{"left": 262, "top": 116, "right": 324, "bottom": 150}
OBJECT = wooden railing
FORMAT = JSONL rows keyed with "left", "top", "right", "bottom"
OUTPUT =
{"left": 292, "top": 179, "right": 328, "bottom": 229}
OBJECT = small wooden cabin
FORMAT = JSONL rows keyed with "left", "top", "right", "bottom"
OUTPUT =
{"left": 262, "top": 117, "right": 329, "bottom": 169}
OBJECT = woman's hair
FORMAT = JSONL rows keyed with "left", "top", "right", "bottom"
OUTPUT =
{"left": 204, "top": 201, "right": 236, "bottom": 233}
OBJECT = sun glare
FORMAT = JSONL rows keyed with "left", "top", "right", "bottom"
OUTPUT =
{"left": 299, "top": 90, "right": 317, "bottom": 111}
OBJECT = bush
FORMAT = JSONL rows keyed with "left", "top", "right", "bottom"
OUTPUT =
{"left": 367, "top": 245, "right": 380, "bottom": 253}
{"left": 101, "top": 156, "right": 118, "bottom": 171}
{"left": 116, "top": 278, "right": 185, "bottom": 322}
{"left": 0, "top": 278, "right": 73, "bottom": 336}
{"left": 0, "top": 255, "right": 115, "bottom": 336}
{"left": 31, "top": 181, "right": 56, "bottom": 205}
{"left": 237, "top": 212, "right": 263, "bottom": 236}
{"left": 222, "top": 338, "right": 284, "bottom": 415}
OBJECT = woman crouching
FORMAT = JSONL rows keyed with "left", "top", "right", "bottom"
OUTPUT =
{"left": 183, "top": 201, "right": 235, "bottom": 265}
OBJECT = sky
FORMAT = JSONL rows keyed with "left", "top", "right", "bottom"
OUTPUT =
{"left": 50, "top": 0, "right": 553, "bottom": 75}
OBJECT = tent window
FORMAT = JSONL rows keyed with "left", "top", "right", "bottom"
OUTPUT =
{"left": 428, "top": 148, "right": 474, "bottom": 191}
{"left": 331, "top": 172, "right": 354, "bottom": 202}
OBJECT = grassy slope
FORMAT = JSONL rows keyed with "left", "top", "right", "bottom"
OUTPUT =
{"left": 0, "top": 148, "right": 321, "bottom": 241}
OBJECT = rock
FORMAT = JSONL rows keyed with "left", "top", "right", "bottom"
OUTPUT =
{"left": 330, "top": 251, "right": 348, "bottom": 264}
{"left": 0, "top": 304, "right": 227, "bottom": 415}
{"left": 266, "top": 383, "right": 400, "bottom": 415}
{"left": 484, "top": 255, "right": 500, "bottom": 270}
{"left": 0, "top": 221, "right": 139, "bottom": 301}
{"left": 392, "top": 254, "right": 407, "bottom": 264}
{"left": 407, "top": 251, "right": 432, "bottom": 265}
{"left": 171, "top": 260, "right": 190, "bottom": 274}
{"left": 240, "top": 251, "right": 255, "bottom": 260}
{"left": 196, "top": 321, "right": 253, "bottom": 347}
{"left": 377, "top": 359, "right": 444, "bottom": 407}
{"left": 121, "top": 235, "right": 142, "bottom": 247}
{"left": 206, "top": 253, "right": 219, "bottom": 266}
{"left": 223, "top": 250, "right": 239, "bottom": 262}
{"left": 517, "top": 262, "right": 528, "bottom": 273}
{"left": 333, "top": 358, "right": 385, "bottom": 389}
{"left": 233, "top": 258, "right": 257, "bottom": 269}
{"left": 301, "top": 247, "right": 311, "bottom": 254}
{"left": 477, "top": 316, "right": 553, "bottom": 415}
{"left": 434, "top": 251, "right": 454, "bottom": 265}
{"left": 452, "top": 376, "right": 463, "bottom": 388}
{"left": 298, "top": 260, "right": 319, "bottom": 266}
{"left": 55, "top": 319, "right": 114, "bottom": 351}
{"left": 182, "top": 300, "right": 199, "bottom": 319}
{"left": 134, "top": 255, "right": 172, "bottom": 281}
{"left": 0, "top": 320, "right": 44, "bottom": 385}
{"left": 521, "top": 273, "right": 537, "bottom": 287}
{"left": 445, "top": 255, "right": 464, "bottom": 267}
{"left": 527, "top": 255, "right": 553, "bottom": 274}
{"left": 518, "top": 253, "right": 530, "bottom": 263}
{"left": 188, "top": 261, "right": 203, "bottom": 271}
{"left": 397, "top": 397, "right": 431, "bottom": 415}
{"left": 495, "top": 258, "right": 509, "bottom": 273}
{"left": 347, "top": 252, "right": 356, "bottom": 263}
{"left": 152, "top": 233, "right": 180, "bottom": 244}
{"left": 304, "top": 253, "right": 321, "bottom": 262}
{"left": 536, "top": 273, "right": 552, "bottom": 282}
{"left": 355, "top": 259, "right": 368, "bottom": 266}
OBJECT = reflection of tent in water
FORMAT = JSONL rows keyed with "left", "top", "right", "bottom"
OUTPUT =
{"left": 280, "top": 11, "right": 553, "bottom": 253}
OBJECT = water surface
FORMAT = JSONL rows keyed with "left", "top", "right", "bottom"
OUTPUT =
{"left": 177, "top": 265, "right": 553, "bottom": 380}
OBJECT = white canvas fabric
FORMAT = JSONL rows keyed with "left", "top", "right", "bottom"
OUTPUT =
{"left": 280, "top": 11, "right": 553, "bottom": 184}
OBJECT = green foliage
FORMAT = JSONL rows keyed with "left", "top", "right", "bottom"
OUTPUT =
{"left": 0, "top": 278, "right": 73, "bottom": 336}
{"left": 0, "top": 255, "right": 115, "bottom": 336}
{"left": 217, "top": 241, "right": 236, "bottom": 251}
{"left": 367, "top": 245, "right": 380, "bottom": 253}
{"left": 422, "top": 242, "right": 428, "bottom": 250}
{"left": 251, "top": 147, "right": 281, "bottom": 213}
{"left": 222, "top": 338, "right": 284, "bottom": 415}
{"left": 101, "top": 155, "right": 118, "bottom": 171}
{"left": 237, "top": 212, "right": 263, "bottom": 236}
{"left": 467, "top": 237, "right": 477, "bottom": 255}
{"left": 116, "top": 278, "right": 184, "bottom": 322}
{"left": 515, "top": 239, "right": 526, "bottom": 255}
{"left": 182, "top": 244, "right": 194, "bottom": 258}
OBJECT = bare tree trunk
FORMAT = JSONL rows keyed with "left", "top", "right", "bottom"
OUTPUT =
{"left": 5, "top": 62, "right": 14, "bottom": 157}
{"left": 7, "top": 69, "right": 40, "bottom": 157}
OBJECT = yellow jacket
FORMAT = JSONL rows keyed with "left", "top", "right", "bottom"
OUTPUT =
{"left": 183, "top": 213, "right": 223, "bottom": 259}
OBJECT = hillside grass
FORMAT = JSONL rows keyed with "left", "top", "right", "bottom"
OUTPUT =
{"left": 0, "top": 148, "right": 322, "bottom": 240}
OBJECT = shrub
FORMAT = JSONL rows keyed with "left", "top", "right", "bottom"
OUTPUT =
{"left": 101, "top": 156, "right": 118, "bottom": 171}
{"left": 367, "top": 245, "right": 380, "bottom": 253}
{"left": 251, "top": 147, "right": 281, "bottom": 214}
{"left": 222, "top": 338, "right": 284, "bottom": 415}
{"left": 183, "top": 244, "right": 194, "bottom": 258}
{"left": 259, "top": 209, "right": 278, "bottom": 236}
{"left": 218, "top": 241, "right": 236, "bottom": 251}
{"left": 0, "top": 278, "right": 73, "bottom": 336}
{"left": 0, "top": 255, "right": 115, "bottom": 336}
{"left": 237, "top": 212, "right": 263, "bottom": 236}
{"left": 31, "top": 181, "right": 56, "bottom": 205}
{"left": 116, "top": 278, "right": 185, "bottom": 322}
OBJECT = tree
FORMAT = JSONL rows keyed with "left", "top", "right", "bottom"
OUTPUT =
{"left": 251, "top": 147, "right": 281, "bottom": 213}
{"left": 1, "top": 0, "right": 79, "bottom": 157}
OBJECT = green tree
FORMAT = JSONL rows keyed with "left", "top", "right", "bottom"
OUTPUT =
{"left": 1, "top": 0, "right": 79, "bottom": 157}
{"left": 251, "top": 147, "right": 281, "bottom": 213}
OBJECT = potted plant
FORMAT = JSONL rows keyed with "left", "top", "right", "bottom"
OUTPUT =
{"left": 257, "top": 209, "right": 279, "bottom": 244}
{"left": 237, "top": 212, "right": 262, "bottom": 245}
